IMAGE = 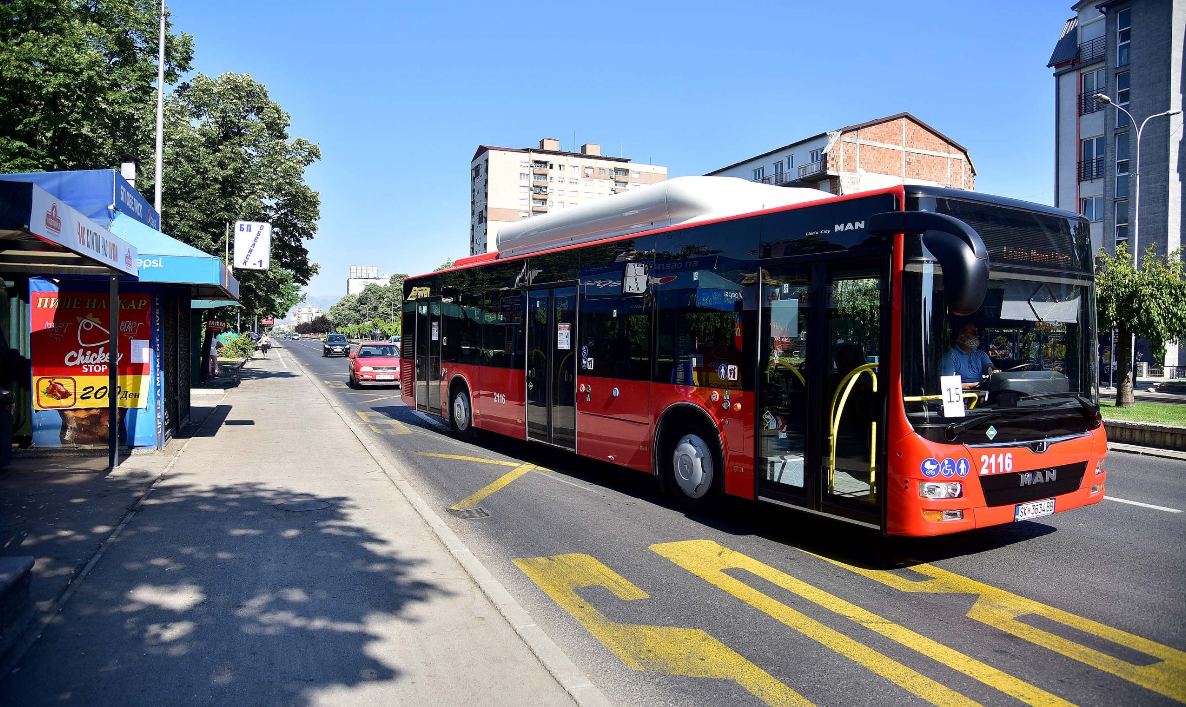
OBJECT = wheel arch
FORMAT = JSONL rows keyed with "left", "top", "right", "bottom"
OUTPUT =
{"left": 447, "top": 373, "right": 473, "bottom": 423}
{"left": 652, "top": 401, "right": 725, "bottom": 493}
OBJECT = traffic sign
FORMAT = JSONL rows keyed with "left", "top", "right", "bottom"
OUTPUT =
{"left": 233, "top": 221, "right": 272, "bottom": 270}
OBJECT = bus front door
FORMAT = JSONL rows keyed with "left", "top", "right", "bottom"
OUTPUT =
{"left": 526, "top": 286, "right": 577, "bottom": 449}
{"left": 757, "top": 259, "right": 887, "bottom": 530}
{"left": 415, "top": 298, "right": 442, "bottom": 415}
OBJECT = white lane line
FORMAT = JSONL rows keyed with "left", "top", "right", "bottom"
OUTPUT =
{"left": 1105, "top": 496, "right": 1183, "bottom": 513}
{"left": 276, "top": 350, "right": 288, "bottom": 370}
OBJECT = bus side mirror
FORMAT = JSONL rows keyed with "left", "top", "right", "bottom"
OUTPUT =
{"left": 866, "top": 211, "right": 989, "bottom": 316}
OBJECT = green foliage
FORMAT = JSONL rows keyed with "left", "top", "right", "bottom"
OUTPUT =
{"left": 336, "top": 319, "right": 397, "bottom": 341}
{"left": 435, "top": 258, "right": 455, "bottom": 272}
{"left": 0, "top": 0, "right": 194, "bottom": 172}
{"left": 1100, "top": 400, "right": 1186, "bottom": 427}
{"left": 295, "top": 314, "right": 332, "bottom": 335}
{"left": 326, "top": 278, "right": 407, "bottom": 330}
{"left": 143, "top": 72, "right": 321, "bottom": 318}
{"left": 219, "top": 333, "right": 256, "bottom": 359}
{"left": 1096, "top": 243, "right": 1186, "bottom": 360}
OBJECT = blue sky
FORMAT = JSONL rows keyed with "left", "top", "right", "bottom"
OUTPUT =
{"left": 170, "top": 0, "right": 1073, "bottom": 301}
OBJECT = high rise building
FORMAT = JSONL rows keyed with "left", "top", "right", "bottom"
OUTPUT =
{"left": 347, "top": 264, "right": 391, "bottom": 296}
{"left": 469, "top": 138, "right": 667, "bottom": 255}
{"left": 293, "top": 306, "right": 324, "bottom": 325}
{"left": 707, "top": 113, "right": 976, "bottom": 196}
{"left": 1047, "top": 0, "right": 1184, "bottom": 366}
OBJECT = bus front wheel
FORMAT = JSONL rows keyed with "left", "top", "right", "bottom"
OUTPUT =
{"left": 665, "top": 430, "right": 721, "bottom": 512}
{"left": 450, "top": 388, "right": 474, "bottom": 442}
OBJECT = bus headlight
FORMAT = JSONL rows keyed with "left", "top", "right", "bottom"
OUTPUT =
{"left": 1095, "top": 460, "right": 1104, "bottom": 475}
{"left": 919, "top": 482, "right": 962, "bottom": 499}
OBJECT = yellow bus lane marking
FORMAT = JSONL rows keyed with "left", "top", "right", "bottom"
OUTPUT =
{"left": 324, "top": 380, "right": 347, "bottom": 388}
{"left": 513, "top": 552, "right": 812, "bottom": 707}
{"left": 415, "top": 452, "right": 524, "bottom": 467}
{"left": 355, "top": 410, "right": 411, "bottom": 434}
{"left": 811, "top": 553, "right": 1186, "bottom": 703}
{"left": 451, "top": 463, "right": 538, "bottom": 510}
{"left": 652, "top": 540, "right": 1072, "bottom": 707}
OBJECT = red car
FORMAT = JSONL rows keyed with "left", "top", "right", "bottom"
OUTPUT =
{"left": 348, "top": 342, "right": 401, "bottom": 388}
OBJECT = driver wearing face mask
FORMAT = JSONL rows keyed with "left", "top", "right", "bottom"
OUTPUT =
{"left": 940, "top": 323, "right": 999, "bottom": 389}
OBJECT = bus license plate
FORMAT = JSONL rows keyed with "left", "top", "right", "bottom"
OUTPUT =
{"left": 376, "top": 374, "right": 395, "bottom": 380}
{"left": 1015, "top": 498, "right": 1056, "bottom": 521}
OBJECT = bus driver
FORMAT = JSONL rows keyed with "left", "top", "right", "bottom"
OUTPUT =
{"left": 941, "top": 323, "right": 999, "bottom": 389}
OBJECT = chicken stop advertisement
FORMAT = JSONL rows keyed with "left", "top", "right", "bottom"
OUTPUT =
{"left": 31, "top": 289, "right": 152, "bottom": 411}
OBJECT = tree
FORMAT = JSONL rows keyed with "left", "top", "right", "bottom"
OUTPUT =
{"left": 435, "top": 258, "right": 455, "bottom": 272}
{"left": 144, "top": 72, "right": 321, "bottom": 319}
{"left": 1095, "top": 243, "right": 1186, "bottom": 406}
{"left": 296, "top": 315, "right": 332, "bottom": 336}
{"left": 327, "top": 294, "right": 362, "bottom": 327}
{"left": 0, "top": 0, "right": 194, "bottom": 172}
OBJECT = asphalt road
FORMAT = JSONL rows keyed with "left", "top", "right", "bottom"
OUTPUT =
{"left": 280, "top": 339, "right": 1186, "bottom": 707}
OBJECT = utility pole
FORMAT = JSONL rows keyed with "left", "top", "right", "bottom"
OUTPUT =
{"left": 153, "top": 0, "right": 166, "bottom": 222}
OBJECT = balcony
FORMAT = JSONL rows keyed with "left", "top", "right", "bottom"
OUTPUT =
{"left": 1080, "top": 90, "right": 1105, "bottom": 115}
{"left": 798, "top": 160, "right": 828, "bottom": 180}
{"left": 757, "top": 172, "right": 793, "bottom": 186}
{"left": 1078, "top": 36, "right": 1105, "bottom": 64}
{"left": 531, "top": 203, "right": 548, "bottom": 213}
{"left": 533, "top": 166, "right": 549, "bottom": 175}
{"left": 1078, "top": 157, "right": 1105, "bottom": 182}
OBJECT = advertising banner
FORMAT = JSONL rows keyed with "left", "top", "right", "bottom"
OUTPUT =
{"left": 29, "top": 184, "right": 138, "bottom": 276}
{"left": 31, "top": 290, "right": 152, "bottom": 411}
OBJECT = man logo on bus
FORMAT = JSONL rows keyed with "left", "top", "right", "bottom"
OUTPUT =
{"left": 921, "top": 458, "right": 940, "bottom": 477}
{"left": 834, "top": 221, "right": 865, "bottom": 232}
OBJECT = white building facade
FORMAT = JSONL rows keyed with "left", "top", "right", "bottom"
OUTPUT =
{"left": 293, "top": 306, "right": 324, "bottom": 325}
{"left": 469, "top": 138, "right": 667, "bottom": 255}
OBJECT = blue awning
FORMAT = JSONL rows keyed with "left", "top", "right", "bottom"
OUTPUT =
{"left": 108, "top": 213, "right": 239, "bottom": 301}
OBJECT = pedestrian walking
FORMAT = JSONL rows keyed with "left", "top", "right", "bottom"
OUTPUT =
{"left": 259, "top": 333, "right": 272, "bottom": 357}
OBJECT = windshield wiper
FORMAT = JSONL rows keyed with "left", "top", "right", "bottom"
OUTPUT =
{"left": 943, "top": 407, "right": 1034, "bottom": 437}
{"left": 1016, "top": 392, "right": 1099, "bottom": 419}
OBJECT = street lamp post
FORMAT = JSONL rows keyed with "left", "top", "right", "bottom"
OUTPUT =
{"left": 1093, "top": 93, "right": 1181, "bottom": 392}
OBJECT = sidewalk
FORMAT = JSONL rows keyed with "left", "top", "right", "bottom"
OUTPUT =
{"left": 0, "top": 354, "right": 574, "bottom": 706}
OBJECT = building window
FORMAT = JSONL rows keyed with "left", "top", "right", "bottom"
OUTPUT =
{"left": 1115, "top": 71, "right": 1131, "bottom": 128}
{"left": 753, "top": 167, "right": 765, "bottom": 180}
{"left": 809, "top": 148, "right": 823, "bottom": 163}
{"left": 598, "top": 168, "right": 605, "bottom": 175}
{"left": 773, "top": 160, "right": 783, "bottom": 176}
{"left": 569, "top": 178, "right": 578, "bottom": 184}
{"left": 519, "top": 211, "right": 529, "bottom": 218}
{"left": 1081, "top": 196, "right": 1104, "bottom": 222}
{"left": 585, "top": 166, "right": 594, "bottom": 175}
{"left": 520, "top": 173, "right": 529, "bottom": 180}
{"left": 1117, "top": 8, "right": 1131, "bottom": 67}
{"left": 786, "top": 154, "right": 794, "bottom": 168}
{"left": 1080, "top": 135, "right": 1105, "bottom": 180}
{"left": 1115, "top": 131, "right": 1130, "bottom": 198}
{"left": 585, "top": 179, "right": 594, "bottom": 186}
{"left": 585, "top": 191, "right": 593, "bottom": 198}
{"left": 1115, "top": 199, "right": 1129, "bottom": 245}
{"left": 519, "top": 185, "right": 528, "bottom": 192}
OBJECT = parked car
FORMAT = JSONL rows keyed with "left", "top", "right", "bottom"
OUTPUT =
{"left": 389, "top": 335, "right": 401, "bottom": 346}
{"left": 323, "top": 333, "right": 351, "bottom": 357}
{"left": 348, "top": 342, "right": 401, "bottom": 388}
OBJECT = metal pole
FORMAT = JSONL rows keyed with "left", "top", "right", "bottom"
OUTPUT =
{"left": 108, "top": 275, "right": 120, "bottom": 468}
{"left": 153, "top": 0, "right": 166, "bottom": 220}
{"left": 225, "top": 221, "right": 229, "bottom": 264}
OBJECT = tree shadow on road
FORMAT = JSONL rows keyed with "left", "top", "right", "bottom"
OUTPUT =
{"left": 1, "top": 479, "right": 450, "bottom": 707}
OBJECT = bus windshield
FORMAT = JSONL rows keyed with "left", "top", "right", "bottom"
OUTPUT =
{"left": 900, "top": 200, "right": 1100, "bottom": 445}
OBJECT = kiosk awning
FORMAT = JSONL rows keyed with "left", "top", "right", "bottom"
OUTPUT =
{"left": 108, "top": 213, "right": 239, "bottom": 301}
{"left": 0, "top": 181, "right": 138, "bottom": 277}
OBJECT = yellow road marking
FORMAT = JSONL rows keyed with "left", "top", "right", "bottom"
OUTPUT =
{"left": 357, "top": 393, "right": 402, "bottom": 403}
{"left": 416, "top": 452, "right": 523, "bottom": 467}
{"left": 324, "top": 380, "right": 346, "bottom": 388}
{"left": 369, "top": 425, "right": 383, "bottom": 434}
{"left": 813, "top": 553, "right": 1186, "bottom": 703}
{"left": 355, "top": 410, "right": 411, "bottom": 434}
{"left": 451, "top": 463, "right": 537, "bottom": 510}
{"left": 653, "top": 540, "right": 1070, "bottom": 707}
{"left": 514, "top": 553, "right": 811, "bottom": 707}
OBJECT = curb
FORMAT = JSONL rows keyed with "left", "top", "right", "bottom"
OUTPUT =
{"left": 1106, "top": 442, "right": 1186, "bottom": 462}
{"left": 286, "top": 350, "right": 611, "bottom": 707}
{"left": 0, "top": 392, "right": 227, "bottom": 678}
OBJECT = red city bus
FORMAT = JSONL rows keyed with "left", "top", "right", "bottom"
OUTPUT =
{"left": 400, "top": 177, "right": 1106, "bottom": 535}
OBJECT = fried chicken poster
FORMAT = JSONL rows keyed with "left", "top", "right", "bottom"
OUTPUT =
{"left": 31, "top": 291, "right": 151, "bottom": 410}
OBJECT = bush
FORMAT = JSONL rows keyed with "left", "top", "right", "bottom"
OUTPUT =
{"left": 219, "top": 334, "right": 256, "bottom": 359}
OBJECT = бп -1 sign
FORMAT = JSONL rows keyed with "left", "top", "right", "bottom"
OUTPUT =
{"left": 233, "top": 220, "right": 272, "bottom": 270}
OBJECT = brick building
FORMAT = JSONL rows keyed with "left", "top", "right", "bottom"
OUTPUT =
{"left": 707, "top": 112, "right": 976, "bottom": 196}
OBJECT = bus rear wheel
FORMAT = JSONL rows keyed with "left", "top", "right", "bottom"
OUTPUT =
{"left": 450, "top": 388, "right": 474, "bottom": 442}
{"left": 665, "top": 430, "right": 721, "bottom": 512}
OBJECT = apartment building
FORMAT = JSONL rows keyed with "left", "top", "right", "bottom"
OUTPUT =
{"left": 1048, "top": 0, "right": 1184, "bottom": 368}
{"left": 1048, "top": 0, "right": 1183, "bottom": 258}
{"left": 469, "top": 138, "right": 668, "bottom": 255}
{"left": 707, "top": 113, "right": 976, "bottom": 196}
{"left": 346, "top": 264, "right": 391, "bottom": 296}
{"left": 292, "top": 306, "right": 324, "bottom": 326}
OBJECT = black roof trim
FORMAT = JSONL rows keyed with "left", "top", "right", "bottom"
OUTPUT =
{"left": 904, "top": 185, "right": 1083, "bottom": 221}
{"left": 1047, "top": 17, "right": 1080, "bottom": 67}
{"left": 471, "top": 144, "right": 633, "bottom": 164}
